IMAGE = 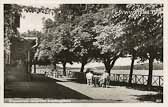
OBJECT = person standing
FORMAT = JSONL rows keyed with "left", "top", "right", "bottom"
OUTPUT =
{"left": 86, "top": 71, "right": 93, "bottom": 86}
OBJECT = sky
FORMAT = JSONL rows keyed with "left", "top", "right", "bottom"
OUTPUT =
{"left": 18, "top": 12, "right": 54, "bottom": 33}
{"left": 18, "top": 4, "right": 59, "bottom": 33}
{"left": 17, "top": 4, "right": 149, "bottom": 67}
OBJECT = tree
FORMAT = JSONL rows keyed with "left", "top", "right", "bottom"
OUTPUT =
{"left": 52, "top": 4, "right": 109, "bottom": 73}
{"left": 40, "top": 19, "right": 76, "bottom": 76}
{"left": 125, "top": 4, "right": 163, "bottom": 87}
{"left": 112, "top": 4, "right": 163, "bottom": 86}
{"left": 71, "top": 14, "right": 97, "bottom": 72}
{"left": 70, "top": 4, "right": 126, "bottom": 74}
{"left": 107, "top": 4, "right": 163, "bottom": 86}
{"left": 4, "top": 4, "right": 58, "bottom": 66}
{"left": 54, "top": 23, "right": 75, "bottom": 76}
{"left": 93, "top": 23, "right": 126, "bottom": 75}
{"left": 4, "top": 4, "right": 21, "bottom": 64}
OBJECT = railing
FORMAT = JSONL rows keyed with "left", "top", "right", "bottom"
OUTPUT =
{"left": 32, "top": 68, "right": 71, "bottom": 78}
{"left": 32, "top": 67, "right": 163, "bottom": 87}
{"left": 110, "top": 73, "right": 163, "bottom": 87}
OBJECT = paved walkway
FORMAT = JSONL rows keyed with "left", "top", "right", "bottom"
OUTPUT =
{"left": 5, "top": 74, "right": 162, "bottom": 103}
{"left": 53, "top": 77, "right": 160, "bottom": 103}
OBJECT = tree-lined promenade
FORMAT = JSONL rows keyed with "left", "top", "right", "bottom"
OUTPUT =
{"left": 5, "top": 74, "right": 162, "bottom": 103}
{"left": 4, "top": 4, "right": 163, "bottom": 88}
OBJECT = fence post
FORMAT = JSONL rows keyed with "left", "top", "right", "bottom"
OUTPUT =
{"left": 115, "top": 74, "right": 117, "bottom": 81}
{"left": 123, "top": 74, "right": 125, "bottom": 82}
{"left": 112, "top": 74, "right": 115, "bottom": 81}
{"left": 109, "top": 73, "right": 162, "bottom": 87}
{"left": 135, "top": 75, "right": 137, "bottom": 84}
{"left": 159, "top": 76, "right": 161, "bottom": 87}
{"left": 116, "top": 74, "right": 118, "bottom": 81}
{"left": 117, "top": 74, "right": 120, "bottom": 81}
{"left": 142, "top": 75, "right": 144, "bottom": 85}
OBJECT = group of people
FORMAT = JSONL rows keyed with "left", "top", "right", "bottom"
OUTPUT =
{"left": 86, "top": 71, "right": 110, "bottom": 88}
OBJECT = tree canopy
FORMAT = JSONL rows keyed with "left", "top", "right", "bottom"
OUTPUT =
{"left": 4, "top": 4, "right": 163, "bottom": 86}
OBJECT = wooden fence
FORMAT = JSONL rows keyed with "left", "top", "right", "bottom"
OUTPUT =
{"left": 110, "top": 73, "right": 163, "bottom": 87}
{"left": 32, "top": 67, "right": 163, "bottom": 87}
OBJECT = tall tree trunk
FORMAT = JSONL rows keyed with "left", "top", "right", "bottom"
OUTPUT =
{"left": 34, "top": 64, "right": 36, "bottom": 74}
{"left": 104, "top": 61, "right": 111, "bottom": 74}
{"left": 147, "top": 55, "right": 154, "bottom": 87}
{"left": 128, "top": 52, "right": 135, "bottom": 84}
{"left": 105, "top": 66, "right": 111, "bottom": 75}
{"left": 80, "top": 62, "right": 86, "bottom": 72}
{"left": 62, "top": 62, "right": 66, "bottom": 76}
{"left": 33, "top": 57, "right": 37, "bottom": 74}
{"left": 104, "top": 58, "right": 118, "bottom": 76}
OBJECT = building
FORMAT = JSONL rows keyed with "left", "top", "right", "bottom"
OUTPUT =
{"left": 4, "top": 4, "right": 38, "bottom": 82}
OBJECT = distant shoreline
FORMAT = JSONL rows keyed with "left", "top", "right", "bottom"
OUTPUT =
{"left": 35, "top": 63, "right": 163, "bottom": 70}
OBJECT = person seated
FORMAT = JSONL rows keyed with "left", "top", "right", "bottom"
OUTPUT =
{"left": 93, "top": 75, "right": 100, "bottom": 87}
{"left": 99, "top": 72, "right": 110, "bottom": 88}
{"left": 99, "top": 75, "right": 105, "bottom": 87}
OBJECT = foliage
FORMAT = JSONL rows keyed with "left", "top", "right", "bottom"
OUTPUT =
{"left": 87, "top": 6, "right": 127, "bottom": 73}
{"left": 4, "top": 4, "right": 21, "bottom": 55}
{"left": 37, "top": 16, "right": 76, "bottom": 75}
{"left": 37, "top": 4, "right": 110, "bottom": 72}
{"left": 113, "top": 4, "right": 163, "bottom": 62}
{"left": 110, "top": 4, "right": 163, "bottom": 85}
{"left": 4, "top": 4, "right": 163, "bottom": 83}
{"left": 4, "top": 4, "right": 57, "bottom": 65}
{"left": 71, "top": 14, "right": 97, "bottom": 72}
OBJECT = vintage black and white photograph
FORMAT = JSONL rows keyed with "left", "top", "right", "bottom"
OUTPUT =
{"left": 4, "top": 3, "right": 163, "bottom": 103}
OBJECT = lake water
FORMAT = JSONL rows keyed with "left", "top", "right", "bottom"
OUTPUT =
{"left": 69, "top": 68, "right": 163, "bottom": 76}
{"left": 32, "top": 66, "right": 163, "bottom": 76}
{"left": 111, "top": 70, "right": 163, "bottom": 76}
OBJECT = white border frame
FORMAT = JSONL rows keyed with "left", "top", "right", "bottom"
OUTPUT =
{"left": 0, "top": 0, "right": 167, "bottom": 107}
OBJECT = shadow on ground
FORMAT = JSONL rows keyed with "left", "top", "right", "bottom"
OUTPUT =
{"left": 5, "top": 74, "right": 91, "bottom": 99}
{"left": 110, "top": 81, "right": 163, "bottom": 92}
{"left": 66, "top": 79, "right": 163, "bottom": 92}
{"left": 30, "top": 74, "right": 63, "bottom": 82}
{"left": 110, "top": 81, "right": 163, "bottom": 103}
{"left": 134, "top": 93, "right": 163, "bottom": 103}
{"left": 67, "top": 78, "right": 87, "bottom": 84}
